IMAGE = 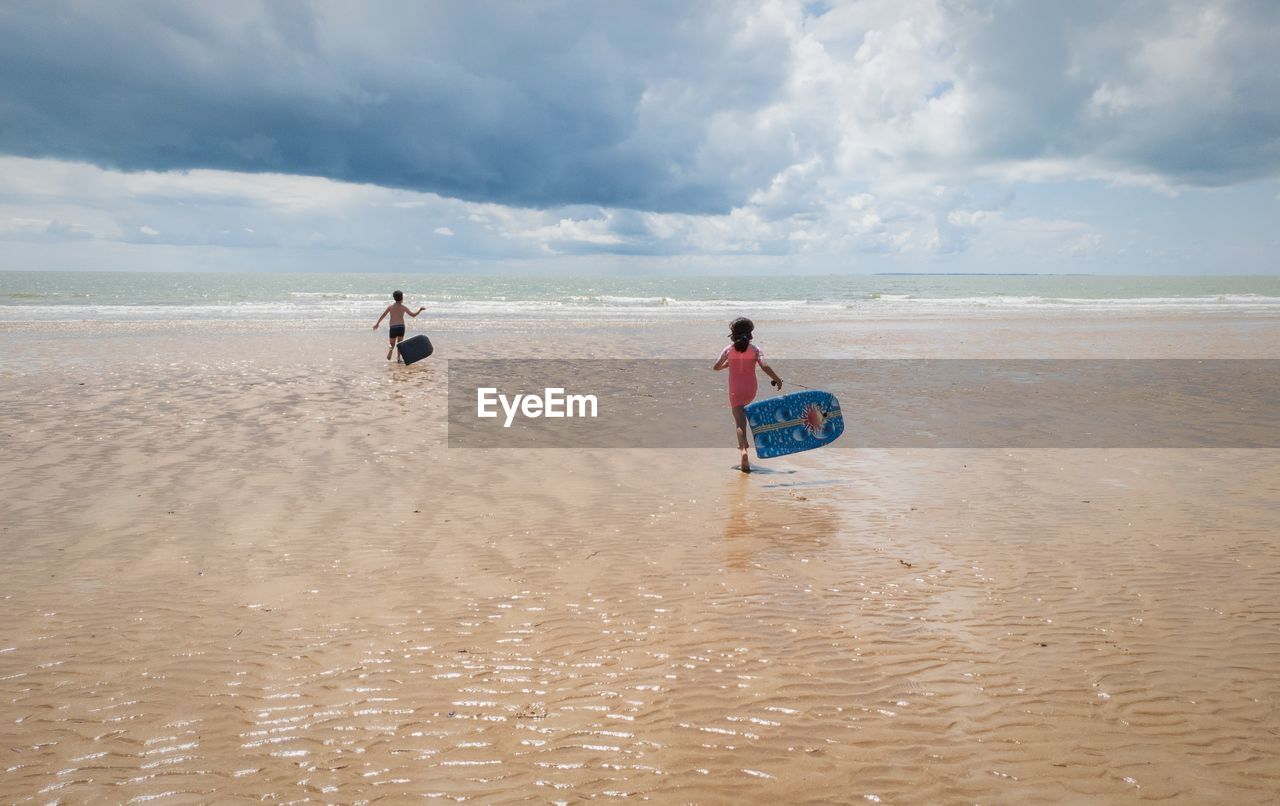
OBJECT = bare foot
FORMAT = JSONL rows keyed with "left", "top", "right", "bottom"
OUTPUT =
{"left": 740, "top": 457, "right": 751, "bottom": 473}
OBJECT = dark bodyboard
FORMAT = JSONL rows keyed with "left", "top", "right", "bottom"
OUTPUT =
{"left": 397, "top": 334, "right": 434, "bottom": 365}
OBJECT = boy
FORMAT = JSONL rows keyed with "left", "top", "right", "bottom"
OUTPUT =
{"left": 373, "top": 290, "right": 426, "bottom": 362}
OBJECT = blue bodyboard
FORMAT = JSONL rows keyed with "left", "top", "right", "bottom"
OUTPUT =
{"left": 745, "top": 390, "right": 844, "bottom": 459}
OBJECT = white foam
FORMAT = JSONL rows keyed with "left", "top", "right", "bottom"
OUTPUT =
{"left": 4, "top": 291, "right": 1279, "bottom": 323}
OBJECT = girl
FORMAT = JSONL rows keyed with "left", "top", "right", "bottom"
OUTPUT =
{"left": 714, "top": 317, "right": 782, "bottom": 473}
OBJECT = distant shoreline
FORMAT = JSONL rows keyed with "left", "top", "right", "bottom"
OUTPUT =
{"left": 872, "top": 272, "right": 1094, "bottom": 276}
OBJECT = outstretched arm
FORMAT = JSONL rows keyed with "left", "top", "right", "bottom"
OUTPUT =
{"left": 373, "top": 306, "right": 390, "bottom": 329}
{"left": 407, "top": 306, "right": 426, "bottom": 317}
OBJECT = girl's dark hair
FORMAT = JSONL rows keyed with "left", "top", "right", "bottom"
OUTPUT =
{"left": 393, "top": 290, "right": 403, "bottom": 302}
{"left": 730, "top": 317, "right": 754, "bottom": 352}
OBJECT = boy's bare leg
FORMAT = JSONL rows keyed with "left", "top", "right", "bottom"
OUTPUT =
{"left": 732, "top": 406, "right": 751, "bottom": 473}
{"left": 387, "top": 339, "right": 395, "bottom": 360}
{"left": 394, "top": 336, "right": 403, "bottom": 363}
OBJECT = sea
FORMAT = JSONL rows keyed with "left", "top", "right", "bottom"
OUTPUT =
{"left": 2, "top": 271, "right": 1278, "bottom": 322}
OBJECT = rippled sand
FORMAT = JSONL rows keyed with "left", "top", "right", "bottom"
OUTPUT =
{"left": 2, "top": 316, "right": 1278, "bottom": 803}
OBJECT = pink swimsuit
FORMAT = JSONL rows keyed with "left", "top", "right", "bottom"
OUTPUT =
{"left": 720, "top": 344, "right": 764, "bottom": 407}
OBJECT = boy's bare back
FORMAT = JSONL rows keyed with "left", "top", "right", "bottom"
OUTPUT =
{"left": 384, "top": 302, "right": 411, "bottom": 326}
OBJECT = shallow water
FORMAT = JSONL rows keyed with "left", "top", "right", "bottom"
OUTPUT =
{"left": 4, "top": 270, "right": 1280, "bottom": 321}
{"left": 2, "top": 316, "right": 1278, "bottom": 802}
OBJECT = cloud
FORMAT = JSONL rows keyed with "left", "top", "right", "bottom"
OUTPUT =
{"left": 956, "top": 0, "right": 1280, "bottom": 188}
{"left": 1, "top": 0, "right": 1277, "bottom": 224}
{"left": 0, "top": 155, "right": 1062, "bottom": 269}
{"left": 1, "top": 2, "right": 1277, "bottom": 274}
{"left": 0, "top": 156, "right": 509, "bottom": 256}
{"left": 0, "top": 215, "right": 96, "bottom": 242}
{"left": 0, "top": 1, "right": 796, "bottom": 213}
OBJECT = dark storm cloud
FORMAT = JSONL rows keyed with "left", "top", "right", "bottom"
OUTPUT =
{"left": 0, "top": 1, "right": 794, "bottom": 213}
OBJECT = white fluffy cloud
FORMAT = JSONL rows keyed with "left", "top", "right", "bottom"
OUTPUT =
{"left": 0, "top": 154, "right": 1106, "bottom": 272}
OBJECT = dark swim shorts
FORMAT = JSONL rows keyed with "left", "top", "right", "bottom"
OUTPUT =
{"left": 389, "top": 324, "right": 406, "bottom": 338}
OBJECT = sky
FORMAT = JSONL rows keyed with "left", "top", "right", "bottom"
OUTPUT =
{"left": 1, "top": 0, "right": 1278, "bottom": 275}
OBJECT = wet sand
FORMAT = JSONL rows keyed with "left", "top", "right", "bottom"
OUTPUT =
{"left": 2, "top": 315, "right": 1279, "bottom": 803}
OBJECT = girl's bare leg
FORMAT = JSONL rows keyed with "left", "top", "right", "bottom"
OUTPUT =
{"left": 732, "top": 406, "right": 751, "bottom": 472}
